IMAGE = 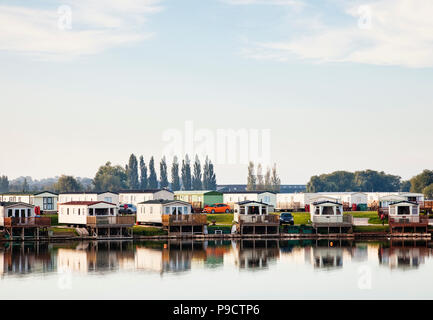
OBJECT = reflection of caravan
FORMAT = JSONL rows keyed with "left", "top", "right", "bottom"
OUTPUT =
{"left": 378, "top": 241, "right": 431, "bottom": 270}
{"left": 233, "top": 240, "right": 280, "bottom": 270}
{"left": 311, "top": 247, "right": 344, "bottom": 270}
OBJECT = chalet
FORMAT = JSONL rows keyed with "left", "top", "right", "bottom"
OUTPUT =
{"left": 0, "top": 202, "right": 51, "bottom": 240}
{"left": 137, "top": 199, "right": 192, "bottom": 224}
{"left": 58, "top": 201, "right": 134, "bottom": 238}
{"left": 118, "top": 189, "right": 174, "bottom": 207}
{"left": 233, "top": 201, "right": 279, "bottom": 235}
{"left": 174, "top": 190, "right": 223, "bottom": 212}
{"left": 309, "top": 200, "right": 353, "bottom": 233}
{"left": 0, "top": 192, "right": 33, "bottom": 204}
{"left": 387, "top": 200, "right": 428, "bottom": 234}
{"left": 58, "top": 192, "right": 119, "bottom": 205}
{"left": 223, "top": 191, "right": 276, "bottom": 210}
{"left": 33, "top": 191, "right": 58, "bottom": 213}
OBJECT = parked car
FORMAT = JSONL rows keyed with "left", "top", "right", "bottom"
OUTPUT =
{"left": 279, "top": 212, "right": 294, "bottom": 225}
{"left": 203, "top": 203, "right": 231, "bottom": 214}
{"left": 119, "top": 204, "right": 136, "bottom": 214}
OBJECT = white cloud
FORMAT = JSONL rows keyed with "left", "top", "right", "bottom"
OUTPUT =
{"left": 222, "top": 0, "right": 303, "bottom": 6}
{"left": 0, "top": 0, "right": 163, "bottom": 60}
{"left": 241, "top": 0, "right": 433, "bottom": 68}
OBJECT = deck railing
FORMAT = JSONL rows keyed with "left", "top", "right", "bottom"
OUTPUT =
{"left": 3, "top": 217, "right": 51, "bottom": 227}
{"left": 162, "top": 214, "right": 207, "bottom": 226}
{"left": 238, "top": 214, "right": 279, "bottom": 224}
{"left": 389, "top": 215, "right": 429, "bottom": 225}
{"left": 86, "top": 215, "right": 135, "bottom": 227}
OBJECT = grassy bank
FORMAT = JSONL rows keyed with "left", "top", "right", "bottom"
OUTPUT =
{"left": 207, "top": 214, "right": 234, "bottom": 225}
{"left": 353, "top": 225, "right": 389, "bottom": 233}
{"left": 133, "top": 226, "right": 168, "bottom": 236}
{"left": 48, "top": 227, "right": 78, "bottom": 236}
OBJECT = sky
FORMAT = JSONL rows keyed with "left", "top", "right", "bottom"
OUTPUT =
{"left": 1, "top": 0, "right": 433, "bottom": 184}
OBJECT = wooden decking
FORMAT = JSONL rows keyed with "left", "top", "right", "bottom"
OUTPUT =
{"left": 388, "top": 215, "right": 429, "bottom": 234}
{"left": 4, "top": 217, "right": 51, "bottom": 228}
{"left": 162, "top": 214, "right": 208, "bottom": 235}
{"left": 86, "top": 216, "right": 135, "bottom": 227}
{"left": 237, "top": 215, "right": 280, "bottom": 235}
{"left": 312, "top": 215, "right": 353, "bottom": 233}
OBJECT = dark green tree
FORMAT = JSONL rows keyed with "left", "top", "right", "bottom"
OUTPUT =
{"left": 127, "top": 154, "right": 139, "bottom": 189}
{"left": 192, "top": 155, "right": 202, "bottom": 190}
{"left": 207, "top": 159, "right": 217, "bottom": 190}
{"left": 160, "top": 156, "right": 169, "bottom": 189}
{"left": 246, "top": 161, "right": 256, "bottom": 191}
{"left": 93, "top": 162, "right": 128, "bottom": 191}
{"left": 181, "top": 155, "right": 192, "bottom": 190}
{"left": 171, "top": 156, "right": 181, "bottom": 191}
{"left": 0, "top": 175, "right": 9, "bottom": 193}
{"left": 54, "top": 175, "right": 83, "bottom": 193}
{"left": 148, "top": 156, "right": 158, "bottom": 189}
{"left": 139, "top": 156, "right": 148, "bottom": 189}
{"left": 410, "top": 170, "right": 433, "bottom": 193}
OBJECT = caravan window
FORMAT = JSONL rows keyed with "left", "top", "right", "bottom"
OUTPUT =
{"left": 165, "top": 207, "right": 170, "bottom": 214}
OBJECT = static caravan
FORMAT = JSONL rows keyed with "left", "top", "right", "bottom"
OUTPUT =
{"left": 174, "top": 190, "right": 223, "bottom": 212}
{"left": 118, "top": 189, "right": 174, "bottom": 207}
{"left": 233, "top": 201, "right": 279, "bottom": 235}
{"left": 32, "top": 191, "right": 58, "bottom": 213}
{"left": 58, "top": 201, "right": 134, "bottom": 238}
{"left": 0, "top": 202, "right": 50, "bottom": 240}
{"left": 0, "top": 193, "right": 33, "bottom": 204}
{"left": 387, "top": 200, "right": 428, "bottom": 234}
{"left": 137, "top": 199, "right": 193, "bottom": 225}
{"left": 59, "top": 192, "right": 119, "bottom": 205}
{"left": 309, "top": 200, "right": 353, "bottom": 233}
{"left": 224, "top": 191, "right": 276, "bottom": 210}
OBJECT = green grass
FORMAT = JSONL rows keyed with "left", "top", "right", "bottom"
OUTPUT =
{"left": 133, "top": 226, "right": 168, "bottom": 236}
{"left": 49, "top": 227, "right": 78, "bottom": 236}
{"left": 344, "top": 211, "right": 384, "bottom": 224}
{"left": 206, "top": 214, "right": 234, "bottom": 225}
{"left": 353, "top": 225, "right": 389, "bottom": 233}
{"left": 207, "top": 225, "right": 232, "bottom": 234}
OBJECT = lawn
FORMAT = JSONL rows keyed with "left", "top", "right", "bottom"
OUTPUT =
{"left": 44, "top": 214, "right": 59, "bottom": 226}
{"left": 48, "top": 227, "right": 78, "bottom": 236}
{"left": 133, "top": 226, "right": 168, "bottom": 236}
{"left": 353, "top": 225, "right": 389, "bottom": 233}
{"left": 344, "top": 211, "right": 383, "bottom": 224}
{"left": 206, "top": 214, "right": 234, "bottom": 225}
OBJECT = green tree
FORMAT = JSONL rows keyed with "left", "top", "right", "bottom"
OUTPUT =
{"left": 271, "top": 163, "right": 281, "bottom": 192}
{"left": 127, "top": 154, "right": 139, "bottom": 189}
{"left": 22, "top": 178, "right": 29, "bottom": 192}
{"left": 171, "top": 156, "right": 181, "bottom": 191}
{"left": 192, "top": 155, "right": 202, "bottom": 190}
{"left": 93, "top": 162, "right": 128, "bottom": 191}
{"left": 423, "top": 184, "right": 433, "bottom": 199}
{"left": 139, "top": 156, "right": 148, "bottom": 189}
{"left": 181, "top": 155, "right": 192, "bottom": 190}
{"left": 246, "top": 162, "right": 256, "bottom": 191}
{"left": 256, "top": 164, "right": 264, "bottom": 190}
{"left": 400, "top": 180, "right": 411, "bottom": 192}
{"left": 54, "top": 175, "right": 83, "bottom": 193}
{"left": 207, "top": 159, "right": 217, "bottom": 190}
{"left": 264, "top": 167, "right": 272, "bottom": 191}
{"left": 410, "top": 170, "right": 433, "bottom": 193}
{"left": 148, "top": 156, "right": 158, "bottom": 189}
{"left": 0, "top": 175, "right": 9, "bottom": 193}
{"left": 160, "top": 156, "right": 169, "bottom": 189}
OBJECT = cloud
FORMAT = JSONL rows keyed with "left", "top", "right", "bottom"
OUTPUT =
{"left": 222, "top": 0, "right": 302, "bottom": 5}
{"left": 0, "top": 0, "right": 163, "bottom": 60}
{"left": 240, "top": 0, "right": 433, "bottom": 68}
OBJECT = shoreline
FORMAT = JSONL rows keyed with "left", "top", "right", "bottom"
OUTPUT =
{"left": 0, "top": 232, "right": 430, "bottom": 242}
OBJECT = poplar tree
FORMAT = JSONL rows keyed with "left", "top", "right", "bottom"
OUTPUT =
{"left": 127, "top": 154, "right": 139, "bottom": 189}
{"left": 148, "top": 156, "right": 158, "bottom": 189}
{"left": 160, "top": 156, "right": 169, "bottom": 189}
{"left": 192, "top": 155, "right": 202, "bottom": 190}
{"left": 271, "top": 163, "right": 281, "bottom": 192}
{"left": 171, "top": 156, "right": 181, "bottom": 191}
{"left": 256, "top": 163, "right": 264, "bottom": 190}
{"left": 246, "top": 162, "right": 256, "bottom": 191}
{"left": 139, "top": 156, "right": 148, "bottom": 189}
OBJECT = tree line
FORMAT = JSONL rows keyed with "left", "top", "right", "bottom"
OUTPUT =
{"left": 306, "top": 170, "right": 409, "bottom": 193}
{"left": 246, "top": 162, "right": 281, "bottom": 192}
{"left": 33, "top": 154, "right": 217, "bottom": 193}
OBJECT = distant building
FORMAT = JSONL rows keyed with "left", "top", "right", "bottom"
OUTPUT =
{"left": 118, "top": 189, "right": 174, "bottom": 207}
{"left": 59, "top": 192, "right": 119, "bottom": 205}
{"left": 223, "top": 191, "right": 276, "bottom": 209}
{"left": 217, "top": 184, "right": 306, "bottom": 193}
{"left": 0, "top": 191, "right": 58, "bottom": 213}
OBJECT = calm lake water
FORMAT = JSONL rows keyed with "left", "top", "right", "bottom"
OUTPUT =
{"left": 0, "top": 239, "right": 432, "bottom": 299}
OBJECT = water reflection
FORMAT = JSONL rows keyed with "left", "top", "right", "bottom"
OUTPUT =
{"left": 378, "top": 240, "right": 431, "bottom": 270}
{"left": 0, "top": 239, "right": 433, "bottom": 278}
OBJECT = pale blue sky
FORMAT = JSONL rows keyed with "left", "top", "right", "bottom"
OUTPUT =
{"left": 1, "top": 0, "right": 432, "bottom": 183}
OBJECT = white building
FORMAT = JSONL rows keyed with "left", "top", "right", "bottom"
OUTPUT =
{"left": 119, "top": 189, "right": 174, "bottom": 207}
{"left": 58, "top": 201, "right": 118, "bottom": 225}
{"left": 136, "top": 199, "right": 192, "bottom": 224}
{"left": 223, "top": 191, "right": 276, "bottom": 210}
{"left": 58, "top": 192, "right": 119, "bottom": 205}
{"left": 0, "top": 202, "right": 35, "bottom": 225}
{"left": 0, "top": 193, "right": 33, "bottom": 204}
{"left": 32, "top": 191, "right": 58, "bottom": 213}
{"left": 309, "top": 200, "right": 344, "bottom": 224}
{"left": 388, "top": 200, "right": 420, "bottom": 222}
{"left": 233, "top": 201, "right": 271, "bottom": 223}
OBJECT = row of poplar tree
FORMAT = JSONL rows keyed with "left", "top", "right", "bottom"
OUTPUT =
{"left": 246, "top": 162, "right": 281, "bottom": 192}
{"left": 126, "top": 154, "right": 217, "bottom": 191}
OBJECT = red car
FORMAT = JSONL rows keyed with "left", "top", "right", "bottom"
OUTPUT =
{"left": 203, "top": 203, "right": 231, "bottom": 214}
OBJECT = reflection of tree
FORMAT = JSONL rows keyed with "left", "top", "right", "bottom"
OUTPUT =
{"left": 234, "top": 240, "right": 280, "bottom": 270}
{"left": 378, "top": 240, "right": 432, "bottom": 270}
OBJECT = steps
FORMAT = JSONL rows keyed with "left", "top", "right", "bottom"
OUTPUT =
{"left": 75, "top": 228, "right": 89, "bottom": 236}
